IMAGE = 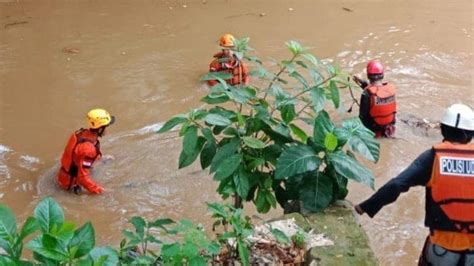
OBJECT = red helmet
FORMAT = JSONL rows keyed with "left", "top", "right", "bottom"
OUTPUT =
{"left": 366, "top": 60, "right": 384, "bottom": 75}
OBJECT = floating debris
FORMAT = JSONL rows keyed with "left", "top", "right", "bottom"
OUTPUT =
{"left": 62, "top": 47, "right": 80, "bottom": 54}
{"left": 288, "top": 7, "right": 294, "bottom": 12}
{"left": 342, "top": 7, "right": 354, "bottom": 12}
{"left": 4, "top": 20, "right": 28, "bottom": 29}
{"left": 259, "top": 13, "right": 266, "bottom": 17}
{"left": 400, "top": 114, "right": 440, "bottom": 130}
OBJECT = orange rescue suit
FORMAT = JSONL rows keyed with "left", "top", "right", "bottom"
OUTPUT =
{"left": 207, "top": 52, "right": 249, "bottom": 86}
{"left": 57, "top": 129, "right": 104, "bottom": 194}
{"left": 426, "top": 142, "right": 474, "bottom": 250}
{"left": 367, "top": 83, "right": 397, "bottom": 127}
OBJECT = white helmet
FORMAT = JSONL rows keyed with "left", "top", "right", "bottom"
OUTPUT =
{"left": 441, "top": 104, "right": 474, "bottom": 130}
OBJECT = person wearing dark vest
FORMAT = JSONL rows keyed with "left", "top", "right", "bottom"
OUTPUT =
{"left": 207, "top": 33, "right": 249, "bottom": 87}
{"left": 354, "top": 103, "right": 474, "bottom": 265}
{"left": 57, "top": 109, "right": 115, "bottom": 194}
{"left": 353, "top": 60, "right": 397, "bottom": 138}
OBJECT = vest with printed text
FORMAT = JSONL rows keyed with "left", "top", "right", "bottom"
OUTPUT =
{"left": 425, "top": 142, "right": 474, "bottom": 233}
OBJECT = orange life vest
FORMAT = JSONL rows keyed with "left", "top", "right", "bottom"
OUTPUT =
{"left": 208, "top": 52, "right": 248, "bottom": 86}
{"left": 426, "top": 142, "right": 474, "bottom": 233}
{"left": 367, "top": 83, "right": 397, "bottom": 126}
{"left": 60, "top": 129, "right": 101, "bottom": 189}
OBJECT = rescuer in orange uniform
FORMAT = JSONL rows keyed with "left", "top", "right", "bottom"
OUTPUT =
{"left": 57, "top": 109, "right": 115, "bottom": 194}
{"left": 207, "top": 33, "right": 249, "bottom": 87}
{"left": 353, "top": 60, "right": 397, "bottom": 138}
{"left": 354, "top": 104, "right": 474, "bottom": 265}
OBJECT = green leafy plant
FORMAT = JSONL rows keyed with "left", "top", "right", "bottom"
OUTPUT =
{"left": 159, "top": 220, "right": 220, "bottom": 265}
{"left": 0, "top": 203, "right": 38, "bottom": 265}
{"left": 208, "top": 203, "right": 253, "bottom": 266}
{"left": 2, "top": 198, "right": 307, "bottom": 265}
{"left": 118, "top": 216, "right": 173, "bottom": 264}
{"left": 291, "top": 230, "right": 306, "bottom": 249}
{"left": 158, "top": 39, "right": 380, "bottom": 213}
{"left": 0, "top": 197, "right": 118, "bottom": 266}
{"left": 27, "top": 197, "right": 118, "bottom": 265}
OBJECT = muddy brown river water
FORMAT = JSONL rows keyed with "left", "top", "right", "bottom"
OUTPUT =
{"left": 0, "top": 0, "right": 473, "bottom": 265}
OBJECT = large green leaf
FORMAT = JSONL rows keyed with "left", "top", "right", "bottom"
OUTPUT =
{"left": 34, "top": 197, "right": 64, "bottom": 234}
{"left": 299, "top": 172, "right": 334, "bottom": 212}
{"left": 227, "top": 87, "right": 256, "bottom": 104}
{"left": 242, "top": 136, "right": 265, "bottom": 149}
{"left": 214, "top": 154, "right": 242, "bottom": 181}
{"left": 130, "top": 217, "right": 146, "bottom": 238}
{"left": 255, "top": 189, "right": 271, "bottom": 213}
{"left": 89, "top": 246, "right": 119, "bottom": 266}
{"left": 237, "top": 239, "right": 250, "bottom": 266}
{"left": 324, "top": 132, "right": 338, "bottom": 152}
{"left": 0, "top": 256, "right": 15, "bottom": 265}
{"left": 54, "top": 221, "right": 75, "bottom": 242}
{"left": 280, "top": 104, "right": 296, "bottom": 124}
{"left": 0, "top": 204, "right": 17, "bottom": 241}
{"left": 210, "top": 138, "right": 240, "bottom": 173}
{"left": 275, "top": 145, "right": 321, "bottom": 180}
{"left": 329, "top": 80, "right": 340, "bottom": 109}
{"left": 182, "top": 126, "right": 198, "bottom": 152}
{"left": 200, "top": 139, "right": 217, "bottom": 170}
{"left": 200, "top": 71, "right": 233, "bottom": 81}
{"left": 341, "top": 118, "right": 380, "bottom": 162}
{"left": 69, "top": 222, "right": 95, "bottom": 258}
{"left": 289, "top": 72, "right": 309, "bottom": 88}
{"left": 157, "top": 115, "right": 187, "bottom": 133}
{"left": 27, "top": 234, "right": 69, "bottom": 261}
{"left": 302, "top": 53, "right": 321, "bottom": 67}
{"left": 161, "top": 243, "right": 180, "bottom": 260}
{"left": 234, "top": 168, "right": 250, "bottom": 199}
{"left": 289, "top": 124, "right": 308, "bottom": 142}
{"left": 310, "top": 86, "right": 326, "bottom": 112}
{"left": 19, "top": 217, "right": 38, "bottom": 242}
{"left": 313, "top": 110, "right": 335, "bottom": 149}
{"left": 201, "top": 94, "right": 230, "bottom": 104}
{"left": 178, "top": 137, "right": 206, "bottom": 168}
{"left": 205, "top": 113, "right": 232, "bottom": 127}
{"left": 332, "top": 169, "right": 349, "bottom": 200}
{"left": 328, "top": 151, "right": 375, "bottom": 189}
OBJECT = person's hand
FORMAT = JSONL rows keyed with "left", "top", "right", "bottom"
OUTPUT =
{"left": 354, "top": 204, "right": 365, "bottom": 215}
{"left": 91, "top": 186, "right": 104, "bottom": 194}
{"left": 353, "top": 75, "right": 363, "bottom": 85}
{"left": 102, "top": 155, "right": 115, "bottom": 161}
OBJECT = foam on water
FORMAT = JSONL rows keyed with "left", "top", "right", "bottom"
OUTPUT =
{"left": 0, "top": 144, "right": 12, "bottom": 179}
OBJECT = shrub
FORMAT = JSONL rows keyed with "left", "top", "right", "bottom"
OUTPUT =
{"left": 158, "top": 39, "right": 379, "bottom": 213}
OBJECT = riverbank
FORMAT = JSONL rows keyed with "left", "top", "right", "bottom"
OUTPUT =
{"left": 283, "top": 202, "right": 377, "bottom": 265}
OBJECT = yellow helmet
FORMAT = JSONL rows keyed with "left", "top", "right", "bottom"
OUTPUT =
{"left": 219, "top": 33, "right": 235, "bottom": 48}
{"left": 87, "top": 109, "right": 115, "bottom": 129}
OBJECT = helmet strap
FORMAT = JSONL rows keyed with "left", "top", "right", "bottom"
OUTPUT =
{"left": 97, "top": 127, "right": 106, "bottom": 137}
{"left": 455, "top": 113, "right": 461, "bottom": 128}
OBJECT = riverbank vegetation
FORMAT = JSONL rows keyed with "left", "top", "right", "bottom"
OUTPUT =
{"left": 158, "top": 39, "right": 379, "bottom": 213}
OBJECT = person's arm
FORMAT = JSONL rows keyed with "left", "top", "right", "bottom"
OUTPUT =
{"left": 240, "top": 61, "right": 250, "bottom": 85}
{"left": 356, "top": 149, "right": 435, "bottom": 217}
{"left": 74, "top": 143, "right": 104, "bottom": 194}
{"left": 353, "top": 76, "right": 368, "bottom": 89}
{"left": 359, "top": 91, "right": 372, "bottom": 128}
{"left": 207, "top": 59, "right": 220, "bottom": 86}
